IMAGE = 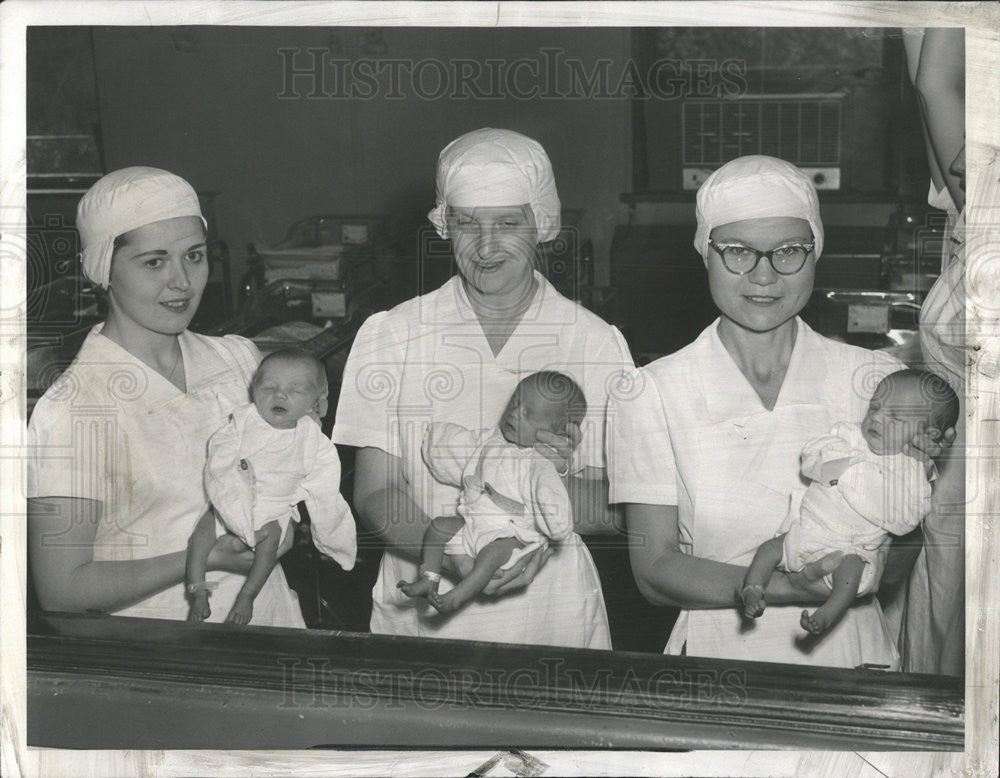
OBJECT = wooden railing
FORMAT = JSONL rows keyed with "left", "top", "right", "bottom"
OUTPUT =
{"left": 28, "top": 611, "right": 963, "bottom": 751}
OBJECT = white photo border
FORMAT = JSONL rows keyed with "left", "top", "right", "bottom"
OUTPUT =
{"left": 2, "top": 2, "right": 997, "bottom": 775}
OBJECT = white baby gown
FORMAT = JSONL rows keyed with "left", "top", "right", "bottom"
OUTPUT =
{"left": 205, "top": 404, "right": 357, "bottom": 570}
{"left": 422, "top": 422, "right": 574, "bottom": 569}
{"left": 781, "top": 421, "right": 932, "bottom": 594}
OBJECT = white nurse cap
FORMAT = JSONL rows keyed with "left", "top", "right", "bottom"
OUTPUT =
{"left": 77, "top": 167, "right": 206, "bottom": 288}
{"left": 427, "top": 128, "right": 562, "bottom": 243}
{"left": 693, "top": 155, "right": 824, "bottom": 260}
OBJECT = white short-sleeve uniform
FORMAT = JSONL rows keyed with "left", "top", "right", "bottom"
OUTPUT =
{"left": 27, "top": 326, "right": 305, "bottom": 627}
{"left": 783, "top": 422, "right": 931, "bottom": 596}
{"left": 422, "top": 423, "right": 573, "bottom": 568}
{"left": 608, "top": 318, "right": 903, "bottom": 668}
{"left": 899, "top": 193, "right": 967, "bottom": 674}
{"left": 333, "top": 272, "right": 633, "bottom": 648}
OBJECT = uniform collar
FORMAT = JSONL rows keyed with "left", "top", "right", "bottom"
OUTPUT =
{"left": 442, "top": 269, "right": 550, "bottom": 324}
{"left": 432, "top": 271, "right": 559, "bottom": 368}
{"left": 700, "top": 316, "right": 822, "bottom": 421}
{"left": 85, "top": 323, "right": 196, "bottom": 409}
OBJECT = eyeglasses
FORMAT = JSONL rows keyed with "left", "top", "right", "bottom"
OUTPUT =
{"left": 708, "top": 239, "right": 815, "bottom": 276}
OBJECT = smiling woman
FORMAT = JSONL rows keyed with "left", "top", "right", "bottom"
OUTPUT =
{"left": 705, "top": 216, "right": 817, "bottom": 341}
{"left": 104, "top": 217, "right": 209, "bottom": 353}
{"left": 447, "top": 205, "right": 539, "bottom": 301}
{"left": 332, "top": 128, "right": 634, "bottom": 649}
{"left": 26, "top": 167, "right": 306, "bottom": 627}
{"left": 609, "top": 156, "right": 954, "bottom": 668}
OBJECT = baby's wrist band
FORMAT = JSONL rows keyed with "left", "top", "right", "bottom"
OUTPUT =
{"left": 421, "top": 570, "right": 442, "bottom": 583}
{"left": 187, "top": 581, "right": 219, "bottom": 595}
{"left": 741, "top": 584, "right": 765, "bottom": 595}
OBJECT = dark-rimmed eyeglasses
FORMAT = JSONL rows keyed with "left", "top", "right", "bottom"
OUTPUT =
{"left": 708, "top": 239, "right": 815, "bottom": 276}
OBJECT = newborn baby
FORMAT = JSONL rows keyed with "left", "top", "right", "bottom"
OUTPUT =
{"left": 741, "top": 368, "right": 959, "bottom": 635}
{"left": 398, "top": 371, "right": 586, "bottom": 613}
{"left": 187, "top": 347, "right": 356, "bottom": 625}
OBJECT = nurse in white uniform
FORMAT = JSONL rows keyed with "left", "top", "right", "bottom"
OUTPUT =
{"left": 893, "top": 27, "right": 967, "bottom": 676}
{"left": 27, "top": 167, "right": 305, "bottom": 627}
{"left": 609, "top": 156, "right": 950, "bottom": 668}
{"left": 333, "top": 128, "right": 633, "bottom": 648}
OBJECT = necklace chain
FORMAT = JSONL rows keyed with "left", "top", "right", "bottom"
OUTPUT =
{"left": 165, "top": 343, "right": 182, "bottom": 381}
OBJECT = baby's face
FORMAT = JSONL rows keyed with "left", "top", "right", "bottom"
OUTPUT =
{"left": 861, "top": 380, "right": 934, "bottom": 455}
{"left": 499, "top": 386, "right": 566, "bottom": 448}
{"left": 252, "top": 360, "right": 321, "bottom": 429}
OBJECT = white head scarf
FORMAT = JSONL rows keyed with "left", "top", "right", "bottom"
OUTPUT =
{"left": 427, "top": 128, "right": 561, "bottom": 242}
{"left": 77, "top": 167, "right": 206, "bottom": 288}
{"left": 694, "top": 155, "right": 824, "bottom": 261}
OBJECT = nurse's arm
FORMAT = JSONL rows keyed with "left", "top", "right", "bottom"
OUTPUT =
{"left": 353, "top": 446, "right": 446, "bottom": 564}
{"left": 902, "top": 31, "right": 947, "bottom": 195}
{"left": 534, "top": 428, "right": 622, "bottom": 535}
{"left": 28, "top": 496, "right": 189, "bottom": 613}
{"left": 27, "top": 498, "right": 266, "bottom": 614}
{"left": 566, "top": 466, "right": 623, "bottom": 535}
{"left": 626, "top": 503, "right": 830, "bottom": 608}
{"left": 627, "top": 503, "right": 746, "bottom": 608}
{"left": 353, "top": 447, "right": 521, "bottom": 584}
{"left": 914, "top": 27, "right": 965, "bottom": 210}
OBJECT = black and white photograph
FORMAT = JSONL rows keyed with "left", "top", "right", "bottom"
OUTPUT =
{"left": 1, "top": 2, "right": 998, "bottom": 776}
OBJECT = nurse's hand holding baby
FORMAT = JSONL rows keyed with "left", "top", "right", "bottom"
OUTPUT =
{"left": 27, "top": 168, "right": 305, "bottom": 626}
{"left": 608, "top": 156, "right": 951, "bottom": 668}
{"left": 333, "top": 128, "right": 633, "bottom": 648}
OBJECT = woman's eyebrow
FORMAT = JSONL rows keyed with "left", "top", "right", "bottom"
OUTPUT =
{"left": 720, "top": 235, "right": 810, "bottom": 242}
{"left": 128, "top": 241, "right": 207, "bottom": 260}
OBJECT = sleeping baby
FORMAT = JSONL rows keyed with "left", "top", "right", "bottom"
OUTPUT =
{"left": 187, "top": 347, "right": 356, "bottom": 625}
{"left": 398, "top": 371, "right": 586, "bottom": 613}
{"left": 741, "top": 368, "right": 959, "bottom": 635}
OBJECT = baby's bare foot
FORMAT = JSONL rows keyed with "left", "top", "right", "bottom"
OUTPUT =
{"left": 428, "top": 590, "right": 463, "bottom": 614}
{"left": 226, "top": 596, "right": 253, "bottom": 625}
{"left": 741, "top": 585, "right": 766, "bottom": 619}
{"left": 800, "top": 608, "right": 829, "bottom": 635}
{"left": 398, "top": 578, "right": 436, "bottom": 598}
{"left": 188, "top": 594, "right": 211, "bottom": 622}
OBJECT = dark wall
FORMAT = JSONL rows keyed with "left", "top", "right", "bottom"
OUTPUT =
{"left": 90, "top": 27, "right": 632, "bottom": 293}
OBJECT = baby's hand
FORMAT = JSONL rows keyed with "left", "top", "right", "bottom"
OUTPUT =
{"left": 226, "top": 595, "right": 254, "bottom": 625}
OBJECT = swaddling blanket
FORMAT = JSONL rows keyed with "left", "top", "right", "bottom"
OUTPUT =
{"left": 205, "top": 404, "right": 356, "bottom": 569}
{"left": 781, "top": 421, "right": 931, "bottom": 594}
{"left": 422, "top": 422, "right": 573, "bottom": 569}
